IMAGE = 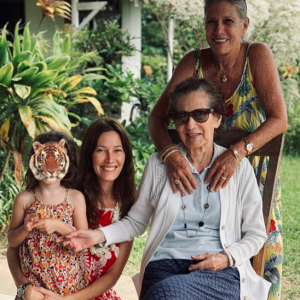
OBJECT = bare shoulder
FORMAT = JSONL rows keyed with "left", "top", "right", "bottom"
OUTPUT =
{"left": 172, "top": 49, "right": 197, "bottom": 81}
{"left": 248, "top": 42, "right": 275, "bottom": 68}
{"left": 68, "top": 189, "right": 86, "bottom": 206}
{"left": 14, "top": 189, "right": 34, "bottom": 208}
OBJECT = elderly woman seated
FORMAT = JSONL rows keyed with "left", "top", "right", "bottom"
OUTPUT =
{"left": 59, "top": 77, "right": 271, "bottom": 300}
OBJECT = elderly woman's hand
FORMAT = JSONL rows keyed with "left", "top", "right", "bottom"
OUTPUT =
{"left": 56, "top": 229, "right": 106, "bottom": 251}
{"left": 189, "top": 252, "right": 229, "bottom": 272}
{"left": 165, "top": 151, "right": 198, "bottom": 196}
{"left": 205, "top": 149, "right": 238, "bottom": 191}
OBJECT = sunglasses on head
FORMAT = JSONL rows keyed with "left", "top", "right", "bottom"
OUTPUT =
{"left": 168, "top": 108, "right": 215, "bottom": 125}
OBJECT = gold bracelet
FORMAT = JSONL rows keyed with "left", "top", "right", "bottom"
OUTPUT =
{"left": 163, "top": 149, "right": 180, "bottom": 163}
{"left": 229, "top": 145, "right": 241, "bottom": 163}
{"left": 159, "top": 144, "right": 179, "bottom": 161}
{"left": 159, "top": 144, "right": 175, "bottom": 161}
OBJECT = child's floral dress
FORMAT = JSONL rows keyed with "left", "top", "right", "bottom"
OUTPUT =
{"left": 20, "top": 189, "right": 88, "bottom": 295}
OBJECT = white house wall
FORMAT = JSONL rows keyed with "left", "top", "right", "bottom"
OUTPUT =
{"left": 121, "top": 0, "right": 141, "bottom": 121}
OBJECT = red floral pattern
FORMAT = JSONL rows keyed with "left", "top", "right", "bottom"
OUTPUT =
{"left": 20, "top": 191, "right": 88, "bottom": 295}
{"left": 269, "top": 219, "right": 277, "bottom": 233}
{"left": 85, "top": 208, "right": 121, "bottom": 300}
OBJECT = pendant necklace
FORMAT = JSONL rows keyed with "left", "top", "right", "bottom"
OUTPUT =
{"left": 181, "top": 185, "right": 211, "bottom": 238}
{"left": 215, "top": 48, "right": 240, "bottom": 83}
{"left": 216, "top": 59, "right": 238, "bottom": 83}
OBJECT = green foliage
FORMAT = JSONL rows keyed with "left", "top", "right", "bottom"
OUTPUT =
{"left": 73, "top": 20, "right": 135, "bottom": 67}
{"left": 141, "top": 5, "right": 207, "bottom": 83}
{"left": 123, "top": 79, "right": 163, "bottom": 184}
{"left": 72, "top": 21, "right": 138, "bottom": 122}
{"left": 0, "top": 22, "right": 103, "bottom": 139}
{"left": 125, "top": 118, "right": 156, "bottom": 185}
{"left": 280, "top": 155, "right": 300, "bottom": 299}
{"left": 0, "top": 169, "right": 20, "bottom": 232}
{"left": 279, "top": 62, "right": 300, "bottom": 155}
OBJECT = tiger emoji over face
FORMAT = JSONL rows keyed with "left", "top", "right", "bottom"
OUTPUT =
{"left": 29, "top": 139, "right": 70, "bottom": 181}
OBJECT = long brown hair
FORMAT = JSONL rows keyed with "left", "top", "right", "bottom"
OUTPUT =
{"left": 77, "top": 118, "right": 136, "bottom": 228}
{"left": 25, "top": 131, "right": 78, "bottom": 190}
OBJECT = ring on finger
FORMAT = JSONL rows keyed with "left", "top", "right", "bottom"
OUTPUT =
{"left": 221, "top": 175, "right": 227, "bottom": 180}
{"left": 174, "top": 179, "right": 181, "bottom": 185}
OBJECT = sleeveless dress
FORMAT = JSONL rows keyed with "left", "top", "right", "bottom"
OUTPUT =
{"left": 84, "top": 204, "right": 121, "bottom": 300}
{"left": 20, "top": 189, "right": 88, "bottom": 295}
{"left": 193, "top": 43, "right": 283, "bottom": 300}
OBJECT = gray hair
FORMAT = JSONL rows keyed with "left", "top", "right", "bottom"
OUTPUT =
{"left": 168, "top": 77, "right": 226, "bottom": 116}
{"left": 204, "top": 0, "right": 247, "bottom": 20}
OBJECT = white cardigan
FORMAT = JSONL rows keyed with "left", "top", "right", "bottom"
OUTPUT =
{"left": 101, "top": 144, "right": 271, "bottom": 300}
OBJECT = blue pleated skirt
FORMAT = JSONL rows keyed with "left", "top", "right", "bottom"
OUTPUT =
{"left": 140, "top": 259, "right": 240, "bottom": 300}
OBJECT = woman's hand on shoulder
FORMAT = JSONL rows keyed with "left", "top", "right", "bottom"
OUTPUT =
{"left": 205, "top": 149, "right": 238, "bottom": 191}
{"left": 189, "top": 252, "right": 229, "bottom": 272}
{"left": 165, "top": 151, "right": 198, "bottom": 196}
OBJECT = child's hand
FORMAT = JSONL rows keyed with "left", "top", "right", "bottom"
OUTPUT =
{"left": 31, "top": 219, "right": 60, "bottom": 235}
{"left": 24, "top": 213, "right": 39, "bottom": 232}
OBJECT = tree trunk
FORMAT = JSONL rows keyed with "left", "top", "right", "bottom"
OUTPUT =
{"left": 0, "top": 120, "right": 17, "bottom": 185}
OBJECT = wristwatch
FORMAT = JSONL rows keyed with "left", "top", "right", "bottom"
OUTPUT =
{"left": 242, "top": 137, "right": 254, "bottom": 155}
{"left": 16, "top": 282, "right": 32, "bottom": 299}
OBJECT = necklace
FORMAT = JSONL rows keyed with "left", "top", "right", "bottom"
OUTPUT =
{"left": 216, "top": 59, "right": 238, "bottom": 83}
{"left": 215, "top": 48, "right": 241, "bottom": 83}
{"left": 181, "top": 185, "right": 210, "bottom": 238}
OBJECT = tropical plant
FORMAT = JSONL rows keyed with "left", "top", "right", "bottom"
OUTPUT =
{"left": 0, "top": 167, "right": 21, "bottom": 232}
{"left": 71, "top": 20, "right": 137, "bottom": 122}
{"left": 73, "top": 20, "right": 135, "bottom": 67}
{"left": 36, "top": 0, "right": 71, "bottom": 31}
{"left": 124, "top": 79, "right": 164, "bottom": 183}
{"left": 0, "top": 22, "right": 104, "bottom": 185}
{"left": 279, "top": 61, "right": 300, "bottom": 155}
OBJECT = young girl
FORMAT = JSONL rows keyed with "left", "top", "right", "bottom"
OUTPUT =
{"left": 7, "top": 131, "right": 89, "bottom": 297}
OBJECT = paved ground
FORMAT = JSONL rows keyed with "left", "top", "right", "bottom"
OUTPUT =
{"left": 0, "top": 255, "right": 138, "bottom": 300}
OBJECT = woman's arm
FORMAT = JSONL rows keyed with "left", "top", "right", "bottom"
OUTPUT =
{"left": 205, "top": 43, "right": 288, "bottom": 191}
{"left": 7, "top": 246, "right": 44, "bottom": 300}
{"left": 57, "top": 156, "right": 157, "bottom": 251}
{"left": 35, "top": 240, "right": 133, "bottom": 300}
{"left": 148, "top": 50, "right": 198, "bottom": 196}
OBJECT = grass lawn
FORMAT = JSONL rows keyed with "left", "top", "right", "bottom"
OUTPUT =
{"left": 124, "top": 155, "right": 300, "bottom": 299}
{"left": 280, "top": 155, "right": 300, "bottom": 299}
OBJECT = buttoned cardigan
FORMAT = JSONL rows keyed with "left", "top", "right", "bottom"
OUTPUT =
{"left": 101, "top": 144, "right": 271, "bottom": 300}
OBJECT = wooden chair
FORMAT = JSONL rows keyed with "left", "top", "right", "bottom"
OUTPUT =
{"left": 168, "top": 129, "right": 284, "bottom": 277}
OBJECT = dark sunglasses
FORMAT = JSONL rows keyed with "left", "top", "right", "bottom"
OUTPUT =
{"left": 168, "top": 109, "right": 215, "bottom": 125}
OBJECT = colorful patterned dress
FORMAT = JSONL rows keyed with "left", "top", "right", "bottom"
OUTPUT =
{"left": 20, "top": 189, "right": 88, "bottom": 295}
{"left": 85, "top": 204, "right": 121, "bottom": 300}
{"left": 194, "top": 43, "right": 283, "bottom": 300}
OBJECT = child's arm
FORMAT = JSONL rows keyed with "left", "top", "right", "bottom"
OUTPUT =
{"left": 7, "top": 191, "right": 35, "bottom": 247}
{"left": 31, "top": 190, "right": 88, "bottom": 236}
{"left": 72, "top": 190, "right": 88, "bottom": 230}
